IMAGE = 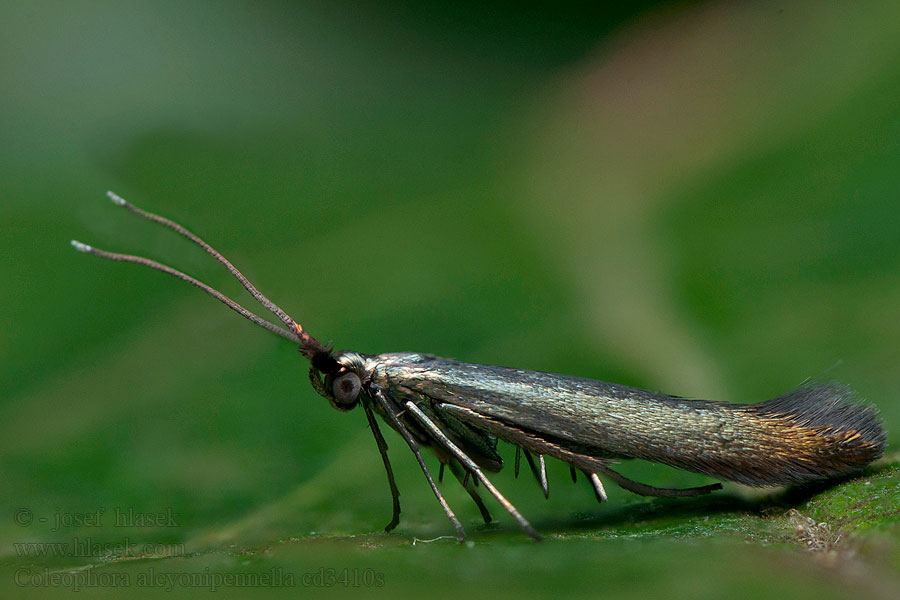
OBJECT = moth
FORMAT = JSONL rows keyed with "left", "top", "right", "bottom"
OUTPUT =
{"left": 72, "top": 192, "right": 886, "bottom": 541}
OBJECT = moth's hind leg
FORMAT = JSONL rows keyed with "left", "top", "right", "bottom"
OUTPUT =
{"left": 446, "top": 460, "right": 493, "bottom": 523}
{"left": 599, "top": 466, "right": 722, "bottom": 498}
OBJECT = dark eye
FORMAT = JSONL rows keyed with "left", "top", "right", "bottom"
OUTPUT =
{"left": 332, "top": 372, "right": 361, "bottom": 405}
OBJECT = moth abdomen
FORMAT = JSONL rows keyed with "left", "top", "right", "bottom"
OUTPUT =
{"left": 625, "top": 383, "right": 886, "bottom": 487}
{"left": 738, "top": 383, "right": 885, "bottom": 484}
{"left": 379, "top": 356, "right": 886, "bottom": 490}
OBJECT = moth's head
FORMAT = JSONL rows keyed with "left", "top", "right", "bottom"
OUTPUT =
{"left": 308, "top": 350, "right": 367, "bottom": 411}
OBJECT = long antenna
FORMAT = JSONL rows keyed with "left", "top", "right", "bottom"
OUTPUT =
{"left": 70, "top": 240, "right": 299, "bottom": 343}
{"left": 72, "top": 192, "right": 333, "bottom": 363}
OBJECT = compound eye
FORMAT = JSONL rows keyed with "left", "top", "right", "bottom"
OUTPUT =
{"left": 332, "top": 372, "right": 361, "bottom": 405}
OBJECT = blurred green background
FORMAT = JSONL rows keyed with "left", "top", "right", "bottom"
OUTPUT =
{"left": 2, "top": 1, "right": 899, "bottom": 598}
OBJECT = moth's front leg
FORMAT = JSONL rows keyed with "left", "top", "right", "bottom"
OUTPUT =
{"left": 370, "top": 388, "right": 467, "bottom": 541}
{"left": 361, "top": 399, "right": 401, "bottom": 532}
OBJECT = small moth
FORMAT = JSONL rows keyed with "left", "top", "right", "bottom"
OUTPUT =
{"left": 73, "top": 192, "right": 886, "bottom": 541}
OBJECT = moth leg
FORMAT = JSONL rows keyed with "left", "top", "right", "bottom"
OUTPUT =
{"left": 447, "top": 460, "right": 492, "bottom": 524}
{"left": 436, "top": 404, "right": 720, "bottom": 499}
{"left": 538, "top": 454, "right": 548, "bottom": 497}
{"left": 403, "top": 401, "right": 542, "bottom": 541}
{"left": 585, "top": 471, "right": 608, "bottom": 502}
{"left": 598, "top": 466, "right": 722, "bottom": 498}
{"left": 522, "top": 450, "right": 549, "bottom": 499}
{"left": 362, "top": 401, "right": 401, "bottom": 532}
{"left": 372, "top": 390, "right": 466, "bottom": 542}
{"left": 438, "top": 404, "right": 609, "bottom": 474}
